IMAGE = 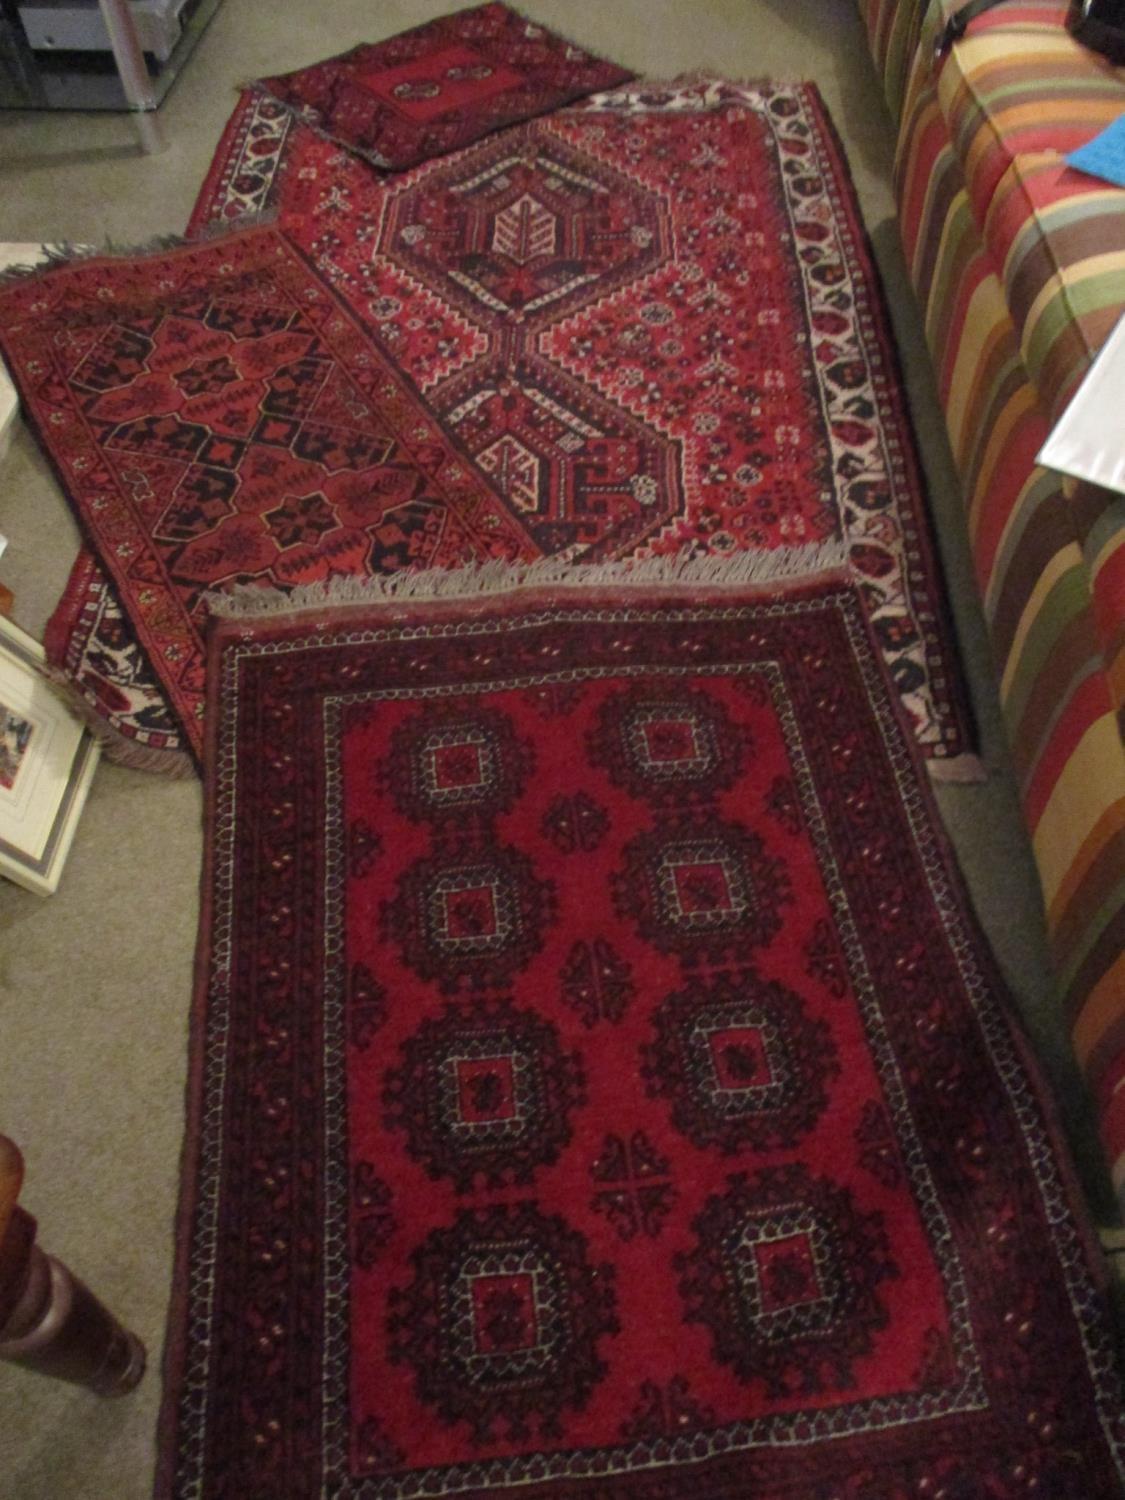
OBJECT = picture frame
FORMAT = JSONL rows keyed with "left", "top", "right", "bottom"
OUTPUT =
{"left": 0, "top": 611, "right": 99, "bottom": 895}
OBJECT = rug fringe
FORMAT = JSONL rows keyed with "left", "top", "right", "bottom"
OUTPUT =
{"left": 926, "top": 753, "right": 989, "bottom": 785}
{"left": 42, "top": 665, "right": 195, "bottom": 779}
{"left": 0, "top": 212, "right": 280, "bottom": 287}
{"left": 206, "top": 541, "right": 852, "bottom": 620}
{"left": 98, "top": 736, "right": 196, "bottom": 779}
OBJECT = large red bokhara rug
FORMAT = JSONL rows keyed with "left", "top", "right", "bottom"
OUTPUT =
{"left": 254, "top": 2, "right": 634, "bottom": 173}
{"left": 159, "top": 565, "right": 1125, "bottom": 1499}
{"left": 0, "top": 227, "right": 532, "bottom": 760}
{"left": 45, "top": 80, "right": 975, "bottom": 772}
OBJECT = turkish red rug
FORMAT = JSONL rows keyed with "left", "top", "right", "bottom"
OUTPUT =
{"left": 45, "top": 80, "right": 977, "bottom": 774}
{"left": 0, "top": 226, "right": 533, "bottom": 761}
{"left": 254, "top": 2, "right": 634, "bottom": 172}
{"left": 158, "top": 564, "right": 1125, "bottom": 1499}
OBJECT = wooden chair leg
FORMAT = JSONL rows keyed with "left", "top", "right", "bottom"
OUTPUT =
{"left": 0, "top": 1210, "right": 145, "bottom": 1396}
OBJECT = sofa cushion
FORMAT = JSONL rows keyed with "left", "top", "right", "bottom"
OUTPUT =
{"left": 985, "top": 153, "right": 1125, "bottom": 422}
{"left": 940, "top": 3, "right": 1125, "bottom": 208}
{"left": 933, "top": 1, "right": 1125, "bottom": 419}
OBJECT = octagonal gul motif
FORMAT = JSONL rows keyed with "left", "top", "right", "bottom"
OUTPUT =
{"left": 589, "top": 683, "right": 747, "bottom": 802}
{"left": 382, "top": 840, "right": 556, "bottom": 992}
{"left": 642, "top": 972, "right": 840, "bottom": 1154}
{"left": 677, "top": 1166, "right": 897, "bottom": 1398}
{"left": 382, "top": 999, "right": 586, "bottom": 1191}
{"left": 382, "top": 127, "right": 671, "bottom": 324}
{"left": 387, "top": 1203, "right": 618, "bottom": 1444}
{"left": 613, "top": 815, "right": 792, "bottom": 964}
{"left": 384, "top": 703, "right": 534, "bottom": 824}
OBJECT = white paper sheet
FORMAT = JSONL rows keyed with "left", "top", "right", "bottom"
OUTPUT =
{"left": 1038, "top": 310, "right": 1125, "bottom": 497}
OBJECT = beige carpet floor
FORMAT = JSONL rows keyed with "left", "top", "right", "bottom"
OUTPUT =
{"left": 0, "top": 3, "right": 1116, "bottom": 1495}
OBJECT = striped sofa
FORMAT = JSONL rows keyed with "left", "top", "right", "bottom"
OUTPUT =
{"left": 857, "top": 0, "right": 1125, "bottom": 1210}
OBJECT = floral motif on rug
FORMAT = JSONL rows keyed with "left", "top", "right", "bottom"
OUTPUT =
{"left": 158, "top": 571, "right": 1125, "bottom": 1499}
{"left": 0, "top": 226, "right": 533, "bottom": 759}
{"left": 254, "top": 2, "right": 634, "bottom": 172}
{"left": 47, "top": 79, "right": 976, "bottom": 770}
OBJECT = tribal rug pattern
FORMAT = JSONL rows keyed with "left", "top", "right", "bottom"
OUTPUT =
{"left": 0, "top": 227, "right": 532, "bottom": 758}
{"left": 47, "top": 80, "right": 975, "bottom": 771}
{"left": 263, "top": 77, "right": 974, "bottom": 759}
{"left": 255, "top": 2, "right": 634, "bottom": 172}
{"left": 158, "top": 569, "right": 1125, "bottom": 1499}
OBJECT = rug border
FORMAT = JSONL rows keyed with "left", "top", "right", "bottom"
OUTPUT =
{"left": 795, "top": 78, "right": 980, "bottom": 763}
{"left": 186, "top": 87, "right": 286, "bottom": 239}
{"left": 155, "top": 587, "right": 230, "bottom": 1500}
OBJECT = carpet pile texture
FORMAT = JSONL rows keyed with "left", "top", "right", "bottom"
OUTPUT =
{"left": 158, "top": 565, "right": 1124, "bottom": 1499}
{"left": 0, "top": 227, "right": 528, "bottom": 761}
{"left": 24, "top": 80, "right": 975, "bottom": 770}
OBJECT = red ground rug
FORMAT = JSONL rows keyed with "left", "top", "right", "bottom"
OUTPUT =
{"left": 158, "top": 565, "right": 1125, "bottom": 1499}
{"left": 46, "top": 79, "right": 977, "bottom": 773}
{"left": 0, "top": 226, "right": 532, "bottom": 761}
{"left": 255, "top": 2, "right": 634, "bottom": 172}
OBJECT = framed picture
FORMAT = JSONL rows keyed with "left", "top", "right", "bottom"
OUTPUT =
{"left": 0, "top": 612, "right": 99, "bottom": 895}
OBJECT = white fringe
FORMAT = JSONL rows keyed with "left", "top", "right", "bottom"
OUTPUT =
{"left": 41, "top": 665, "right": 196, "bottom": 778}
{"left": 0, "top": 212, "right": 279, "bottom": 288}
{"left": 205, "top": 541, "right": 850, "bottom": 621}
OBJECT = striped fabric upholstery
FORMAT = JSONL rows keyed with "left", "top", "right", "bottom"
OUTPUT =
{"left": 858, "top": 0, "right": 930, "bottom": 120}
{"left": 858, "top": 0, "right": 1125, "bottom": 1208}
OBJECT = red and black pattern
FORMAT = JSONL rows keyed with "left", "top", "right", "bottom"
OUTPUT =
{"left": 255, "top": 3, "right": 634, "bottom": 172}
{"left": 347, "top": 961, "right": 388, "bottom": 1051}
{"left": 641, "top": 971, "right": 841, "bottom": 1154}
{"left": 0, "top": 226, "right": 532, "bottom": 759}
{"left": 589, "top": 1131, "right": 676, "bottom": 1242}
{"left": 382, "top": 838, "right": 556, "bottom": 993}
{"left": 677, "top": 1165, "right": 897, "bottom": 1398}
{"left": 46, "top": 81, "right": 975, "bottom": 773}
{"left": 385, "top": 1200, "right": 619, "bottom": 1444}
{"left": 541, "top": 791, "right": 609, "bottom": 854}
{"left": 382, "top": 998, "right": 585, "bottom": 1190}
{"left": 588, "top": 683, "right": 747, "bottom": 804}
{"left": 612, "top": 814, "right": 794, "bottom": 965}
{"left": 161, "top": 578, "right": 1125, "bottom": 1499}
{"left": 270, "top": 79, "right": 974, "bottom": 757}
{"left": 383, "top": 701, "right": 535, "bottom": 825}
{"left": 352, "top": 1163, "right": 396, "bottom": 1270}
{"left": 559, "top": 937, "right": 636, "bottom": 1027}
